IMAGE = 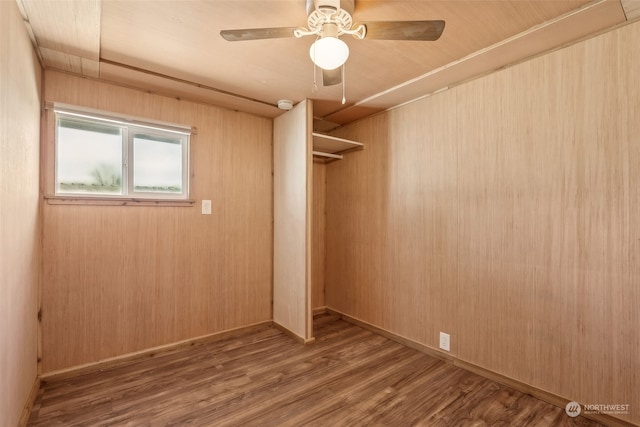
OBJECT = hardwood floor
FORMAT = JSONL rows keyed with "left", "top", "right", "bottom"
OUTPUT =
{"left": 28, "top": 313, "right": 601, "bottom": 426}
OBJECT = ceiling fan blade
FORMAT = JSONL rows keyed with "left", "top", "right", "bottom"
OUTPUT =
{"left": 360, "top": 20, "right": 445, "bottom": 41}
{"left": 220, "top": 27, "right": 299, "bottom": 42}
{"left": 322, "top": 67, "right": 342, "bottom": 86}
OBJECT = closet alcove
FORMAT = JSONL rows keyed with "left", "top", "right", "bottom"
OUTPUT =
{"left": 273, "top": 99, "right": 363, "bottom": 342}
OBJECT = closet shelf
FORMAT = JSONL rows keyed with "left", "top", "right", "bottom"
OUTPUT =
{"left": 312, "top": 132, "right": 363, "bottom": 162}
{"left": 313, "top": 151, "right": 343, "bottom": 160}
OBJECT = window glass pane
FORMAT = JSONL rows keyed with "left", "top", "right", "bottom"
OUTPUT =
{"left": 133, "top": 134, "right": 183, "bottom": 193}
{"left": 56, "top": 117, "right": 123, "bottom": 194}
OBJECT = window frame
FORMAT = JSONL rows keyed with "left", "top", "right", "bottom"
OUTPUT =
{"left": 53, "top": 105, "right": 191, "bottom": 202}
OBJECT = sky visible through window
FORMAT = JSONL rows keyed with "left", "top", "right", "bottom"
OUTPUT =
{"left": 57, "top": 125, "right": 122, "bottom": 192}
{"left": 57, "top": 124, "right": 183, "bottom": 194}
{"left": 133, "top": 135, "right": 182, "bottom": 191}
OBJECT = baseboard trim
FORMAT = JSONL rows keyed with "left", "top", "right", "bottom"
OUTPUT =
{"left": 328, "top": 308, "right": 453, "bottom": 364}
{"left": 41, "top": 320, "right": 273, "bottom": 383}
{"left": 327, "top": 307, "right": 637, "bottom": 427}
{"left": 273, "top": 321, "right": 315, "bottom": 345}
{"left": 312, "top": 306, "right": 328, "bottom": 316}
{"left": 18, "top": 376, "right": 40, "bottom": 427}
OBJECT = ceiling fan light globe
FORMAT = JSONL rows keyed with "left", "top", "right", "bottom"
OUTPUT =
{"left": 309, "top": 37, "right": 349, "bottom": 70}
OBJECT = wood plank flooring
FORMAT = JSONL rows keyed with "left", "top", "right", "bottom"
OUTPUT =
{"left": 28, "top": 313, "right": 602, "bottom": 426}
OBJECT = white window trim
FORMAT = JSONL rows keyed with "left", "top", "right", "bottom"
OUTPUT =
{"left": 52, "top": 102, "right": 194, "bottom": 135}
{"left": 53, "top": 104, "right": 192, "bottom": 201}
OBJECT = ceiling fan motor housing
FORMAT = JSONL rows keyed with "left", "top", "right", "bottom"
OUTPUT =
{"left": 306, "top": 0, "right": 356, "bottom": 36}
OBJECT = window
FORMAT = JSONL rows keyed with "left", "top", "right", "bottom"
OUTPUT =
{"left": 54, "top": 107, "right": 190, "bottom": 200}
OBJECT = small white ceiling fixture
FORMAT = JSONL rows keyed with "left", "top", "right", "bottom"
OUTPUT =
{"left": 277, "top": 99, "right": 294, "bottom": 110}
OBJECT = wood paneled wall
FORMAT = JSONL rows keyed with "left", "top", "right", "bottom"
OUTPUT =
{"left": 273, "top": 100, "right": 313, "bottom": 341}
{"left": 325, "top": 21, "right": 640, "bottom": 425}
{"left": 41, "top": 71, "right": 273, "bottom": 373}
{"left": 312, "top": 163, "right": 326, "bottom": 310}
{"left": 0, "top": 2, "right": 42, "bottom": 425}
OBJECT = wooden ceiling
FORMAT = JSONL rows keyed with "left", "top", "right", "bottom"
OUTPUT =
{"left": 15, "top": 0, "right": 635, "bottom": 130}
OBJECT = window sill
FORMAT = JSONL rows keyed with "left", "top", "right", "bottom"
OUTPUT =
{"left": 44, "top": 195, "right": 196, "bottom": 207}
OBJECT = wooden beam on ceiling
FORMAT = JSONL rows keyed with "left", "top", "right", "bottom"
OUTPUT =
{"left": 621, "top": 0, "right": 640, "bottom": 20}
{"left": 18, "top": 0, "right": 101, "bottom": 77}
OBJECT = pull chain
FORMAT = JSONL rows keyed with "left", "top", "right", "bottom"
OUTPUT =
{"left": 312, "top": 35, "right": 320, "bottom": 92}
{"left": 341, "top": 63, "right": 346, "bottom": 104}
{"left": 313, "top": 65, "right": 318, "bottom": 92}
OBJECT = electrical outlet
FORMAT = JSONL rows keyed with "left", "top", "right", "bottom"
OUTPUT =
{"left": 202, "top": 200, "right": 212, "bottom": 215}
{"left": 439, "top": 332, "right": 450, "bottom": 352}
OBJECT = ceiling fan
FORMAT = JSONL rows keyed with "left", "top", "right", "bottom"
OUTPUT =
{"left": 220, "top": 0, "right": 445, "bottom": 90}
